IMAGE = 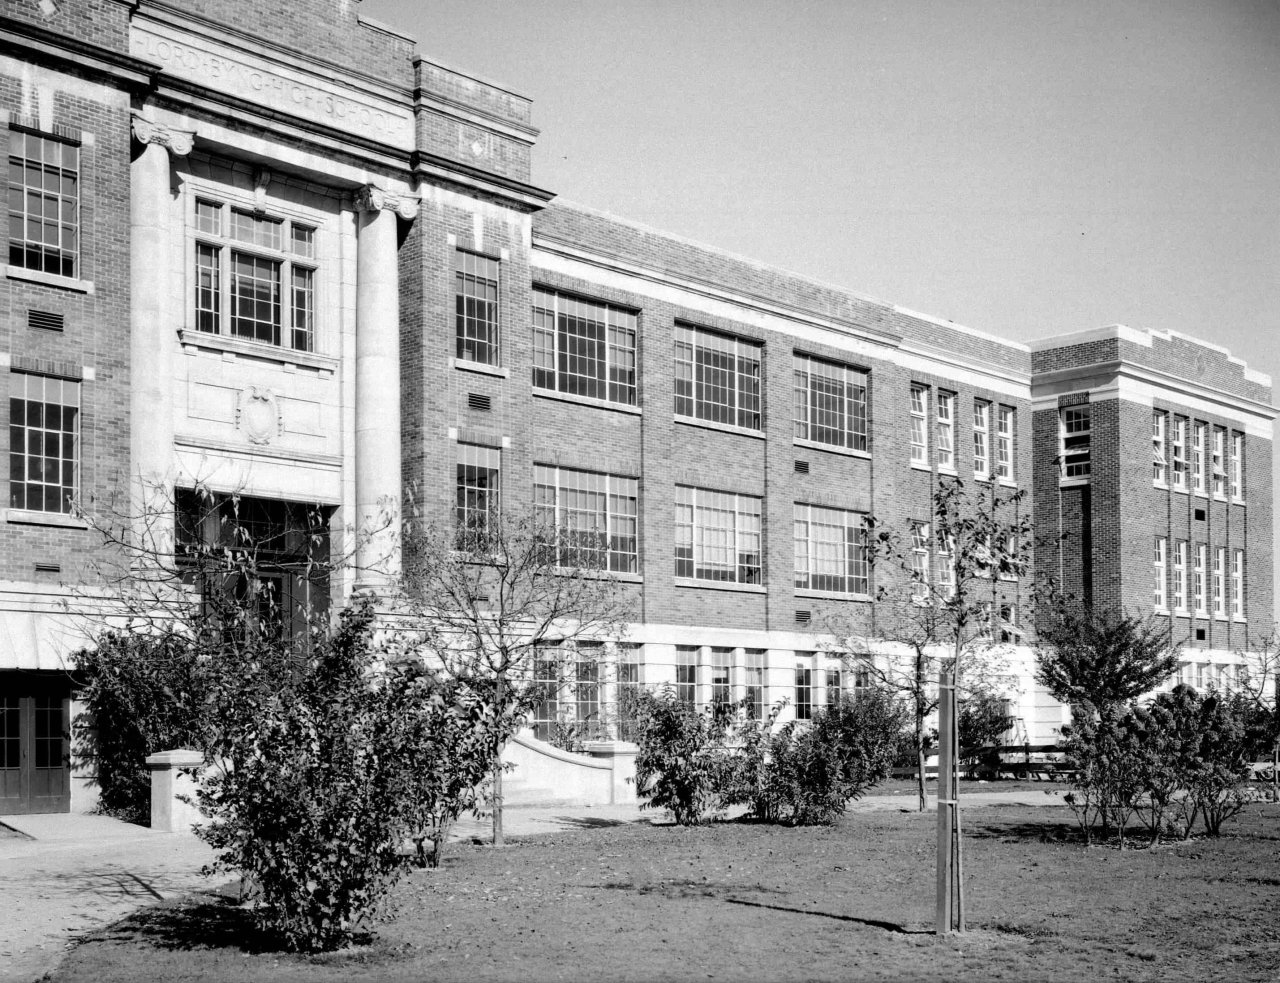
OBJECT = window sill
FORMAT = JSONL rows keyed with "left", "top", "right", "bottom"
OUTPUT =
{"left": 1232, "top": 616, "right": 1248, "bottom": 624}
{"left": 452, "top": 357, "right": 509, "bottom": 379}
{"left": 5, "top": 508, "right": 87, "bottom": 529}
{"left": 793, "top": 438, "right": 870, "bottom": 459}
{"left": 177, "top": 330, "right": 338, "bottom": 375}
{"left": 4, "top": 265, "right": 94, "bottom": 294}
{"left": 554, "top": 567, "right": 642, "bottom": 583}
{"left": 1059, "top": 477, "right": 1090, "bottom": 487}
{"left": 1153, "top": 607, "right": 1170, "bottom": 616}
{"left": 534, "top": 387, "right": 641, "bottom": 415}
{"left": 910, "top": 461, "right": 931, "bottom": 472}
{"left": 997, "top": 478, "right": 1017, "bottom": 489}
{"left": 1153, "top": 482, "right": 1169, "bottom": 491}
{"left": 1232, "top": 498, "right": 1246, "bottom": 507}
{"left": 1194, "top": 491, "right": 1209, "bottom": 500}
{"left": 795, "top": 588, "right": 871, "bottom": 602}
{"left": 1172, "top": 486, "right": 1188, "bottom": 495}
{"left": 1214, "top": 614, "right": 1230, "bottom": 622}
{"left": 1173, "top": 608, "right": 1190, "bottom": 617}
{"left": 674, "top": 415, "right": 765, "bottom": 440}
{"left": 1212, "top": 494, "right": 1228, "bottom": 503}
{"left": 674, "top": 577, "right": 766, "bottom": 594}
{"left": 937, "top": 467, "right": 958, "bottom": 477}
{"left": 973, "top": 473, "right": 991, "bottom": 483}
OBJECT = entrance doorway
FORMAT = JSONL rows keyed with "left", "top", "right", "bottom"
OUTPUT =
{"left": 0, "top": 676, "right": 71, "bottom": 815}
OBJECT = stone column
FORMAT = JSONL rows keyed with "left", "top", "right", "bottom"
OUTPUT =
{"left": 130, "top": 115, "right": 192, "bottom": 556}
{"left": 353, "top": 186, "right": 417, "bottom": 592}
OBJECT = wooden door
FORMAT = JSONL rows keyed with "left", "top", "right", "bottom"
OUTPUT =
{"left": 0, "top": 691, "right": 71, "bottom": 815}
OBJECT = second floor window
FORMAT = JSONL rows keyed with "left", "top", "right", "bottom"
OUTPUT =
{"left": 1172, "top": 417, "right": 1187, "bottom": 489}
{"left": 674, "top": 325, "right": 761, "bottom": 430}
{"left": 1211, "top": 427, "right": 1226, "bottom": 498}
{"left": 973, "top": 401, "right": 990, "bottom": 479}
{"left": 909, "top": 385, "right": 928, "bottom": 465}
{"left": 1153, "top": 537, "right": 1167, "bottom": 610}
{"left": 792, "top": 354, "right": 868, "bottom": 452}
{"left": 996, "top": 406, "right": 1015, "bottom": 481}
{"left": 1230, "top": 433, "right": 1244, "bottom": 500}
{"left": 455, "top": 249, "right": 500, "bottom": 365}
{"left": 1152, "top": 411, "right": 1168, "bottom": 485}
{"left": 532, "top": 288, "right": 637, "bottom": 405}
{"left": 1192, "top": 422, "right": 1206, "bottom": 494}
{"left": 674, "top": 486, "right": 762, "bottom": 585}
{"left": 1173, "top": 540, "right": 1187, "bottom": 612}
{"left": 9, "top": 372, "right": 79, "bottom": 514}
{"left": 456, "top": 443, "right": 500, "bottom": 545}
{"left": 194, "top": 199, "right": 317, "bottom": 351}
{"left": 793, "top": 504, "right": 868, "bottom": 595}
{"left": 8, "top": 128, "right": 79, "bottom": 278}
{"left": 533, "top": 464, "right": 638, "bottom": 573}
{"left": 936, "top": 392, "right": 955, "bottom": 471}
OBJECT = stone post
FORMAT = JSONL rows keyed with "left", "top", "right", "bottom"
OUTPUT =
{"left": 129, "top": 115, "right": 192, "bottom": 553}
{"left": 353, "top": 185, "right": 417, "bottom": 592}
{"left": 146, "top": 748, "right": 204, "bottom": 834}
{"left": 585, "top": 740, "right": 639, "bottom": 804}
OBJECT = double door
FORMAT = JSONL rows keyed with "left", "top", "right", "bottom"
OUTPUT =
{"left": 0, "top": 684, "right": 71, "bottom": 815}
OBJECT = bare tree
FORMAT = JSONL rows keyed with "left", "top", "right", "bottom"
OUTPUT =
{"left": 825, "top": 481, "right": 1035, "bottom": 812}
{"left": 402, "top": 509, "right": 634, "bottom": 846}
{"left": 1234, "top": 635, "right": 1280, "bottom": 797}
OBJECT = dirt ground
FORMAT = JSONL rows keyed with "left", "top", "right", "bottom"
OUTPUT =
{"left": 48, "top": 802, "right": 1280, "bottom": 983}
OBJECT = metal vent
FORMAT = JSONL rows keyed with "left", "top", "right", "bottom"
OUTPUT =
{"left": 1194, "top": 508, "right": 1206, "bottom": 521}
{"left": 28, "top": 309, "right": 64, "bottom": 332}
{"left": 794, "top": 460, "right": 809, "bottom": 474}
{"left": 795, "top": 610, "right": 812, "bottom": 626}
{"left": 34, "top": 562, "right": 61, "bottom": 574}
{"left": 468, "top": 392, "right": 492, "bottom": 411}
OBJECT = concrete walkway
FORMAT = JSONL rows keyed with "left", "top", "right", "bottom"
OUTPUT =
{"left": 0, "top": 788, "right": 1066, "bottom": 983}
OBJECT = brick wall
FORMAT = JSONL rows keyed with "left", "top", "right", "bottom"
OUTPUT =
{"left": 3, "top": 0, "right": 131, "bottom": 53}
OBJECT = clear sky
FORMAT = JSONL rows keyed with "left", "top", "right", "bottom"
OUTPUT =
{"left": 367, "top": 0, "right": 1280, "bottom": 612}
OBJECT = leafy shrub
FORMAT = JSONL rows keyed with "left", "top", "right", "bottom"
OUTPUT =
{"left": 633, "top": 688, "right": 743, "bottom": 825}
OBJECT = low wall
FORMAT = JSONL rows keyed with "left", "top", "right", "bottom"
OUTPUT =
{"left": 501, "top": 732, "right": 637, "bottom": 807}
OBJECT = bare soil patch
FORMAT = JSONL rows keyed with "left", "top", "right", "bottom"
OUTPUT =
{"left": 49, "top": 803, "right": 1280, "bottom": 982}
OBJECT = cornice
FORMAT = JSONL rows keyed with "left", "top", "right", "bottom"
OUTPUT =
{"left": 412, "top": 152, "right": 555, "bottom": 212}
{"left": 0, "top": 17, "right": 156, "bottom": 90}
{"left": 414, "top": 92, "right": 540, "bottom": 143}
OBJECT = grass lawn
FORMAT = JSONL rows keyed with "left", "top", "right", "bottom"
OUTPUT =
{"left": 51, "top": 801, "right": 1280, "bottom": 983}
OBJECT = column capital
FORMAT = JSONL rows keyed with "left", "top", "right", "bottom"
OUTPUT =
{"left": 131, "top": 114, "right": 195, "bottom": 157}
{"left": 354, "top": 184, "right": 419, "bottom": 221}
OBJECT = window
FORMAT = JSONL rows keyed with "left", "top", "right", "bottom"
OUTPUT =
{"left": 1192, "top": 422, "right": 1206, "bottom": 494}
{"left": 1060, "top": 407, "right": 1090, "bottom": 479}
{"left": 795, "top": 660, "right": 813, "bottom": 721}
{"left": 710, "top": 648, "right": 731, "bottom": 705}
{"left": 1211, "top": 427, "right": 1226, "bottom": 498}
{"left": 826, "top": 668, "right": 843, "bottom": 710}
{"left": 1171, "top": 418, "right": 1187, "bottom": 490}
{"left": 674, "top": 486, "right": 762, "bottom": 585}
{"left": 973, "top": 401, "right": 990, "bottom": 479}
{"left": 744, "top": 649, "right": 766, "bottom": 720}
{"left": 1153, "top": 537, "right": 1167, "bottom": 610}
{"left": 674, "top": 325, "right": 761, "bottom": 430}
{"left": 532, "top": 287, "right": 637, "bottom": 405}
{"left": 909, "top": 520, "right": 930, "bottom": 602}
{"left": 1230, "top": 433, "right": 1244, "bottom": 500}
{"left": 1152, "top": 412, "right": 1168, "bottom": 486}
{"left": 793, "top": 504, "right": 868, "bottom": 595}
{"left": 9, "top": 373, "right": 79, "bottom": 514}
{"left": 617, "top": 648, "right": 643, "bottom": 741}
{"left": 1213, "top": 547, "right": 1226, "bottom": 618}
{"left": 852, "top": 656, "right": 873, "bottom": 696}
{"left": 455, "top": 249, "right": 500, "bottom": 365}
{"left": 574, "top": 653, "right": 600, "bottom": 732}
{"left": 935, "top": 536, "right": 955, "bottom": 599}
{"left": 998, "top": 603, "right": 1022, "bottom": 644}
{"left": 533, "top": 464, "right": 638, "bottom": 573}
{"left": 7, "top": 128, "right": 78, "bottom": 278}
{"left": 455, "top": 444, "right": 499, "bottom": 544}
{"left": 936, "top": 392, "right": 955, "bottom": 471}
{"left": 193, "top": 198, "right": 317, "bottom": 351}
{"left": 909, "top": 385, "right": 928, "bottom": 465}
{"left": 792, "top": 354, "right": 868, "bottom": 452}
{"left": 1193, "top": 543, "right": 1207, "bottom": 615}
{"left": 1173, "top": 540, "right": 1187, "bottom": 612}
{"left": 676, "top": 646, "right": 698, "bottom": 704}
{"left": 996, "top": 406, "right": 1015, "bottom": 482}
{"left": 530, "top": 651, "right": 563, "bottom": 740}
{"left": 1232, "top": 550, "right": 1244, "bottom": 619}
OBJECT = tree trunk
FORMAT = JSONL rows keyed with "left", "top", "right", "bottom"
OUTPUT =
{"left": 492, "top": 670, "right": 505, "bottom": 848}
{"left": 916, "top": 650, "right": 927, "bottom": 812}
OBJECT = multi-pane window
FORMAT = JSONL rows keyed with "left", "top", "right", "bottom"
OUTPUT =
{"left": 533, "top": 464, "right": 638, "bottom": 573}
{"left": 852, "top": 656, "right": 873, "bottom": 696}
{"left": 935, "top": 536, "right": 955, "bottom": 599}
{"left": 793, "top": 504, "right": 869, "bottom": 595}
{"left": 674, "top": 486, "right": 762, "bottom": 584}
{"left": 1173, "top": 540, "right": 1187, "bottom": 612}
{"left": 1153, "top": 537, "right": 1168, "bottom": 610}
{"left": 710, "top": 648, "right": 732, "bottom": 705}
{"left": 1192, "top": 422, "right": 1207, "bottom": 494}
{"left": 1232, "top": 550, "right": 1245, "bottom": 619}
{"left": 996, "top": 406, "right": 1014, "bottom": 481}
{"left": 676, "top": 646, "right": 698, "bottom": 704}
{"left": 909, "top": 385, "right": 928, "bottom": 465}
{"left": 574, "top": 653, "right": 601, "bottom": 731}
{"left": 744, "top": 649, "right": 766, "bottom": 720}
{"left": 936, "top": 392, "right": 955, "bottom": 471}
{"left": 909, "top": 520, "right": 931, "bottom": 601}
{"left": 973, "top": 401, "right": 990, "bottom": 479}
{"left": 1171, "top": 417, "right": 1187, "bottom": 490}
{"left": 1193, "top": 543, "right": 1207, "bottom": 615}
{"left": 999, "top": 603, "right": 1021, "bottom": 644}
{"left": 1213, "top": 547, "right": 1226, "bottom": 617}
{"left": 674, "top": 325, "right": 762, "bottom": 430}
{"left": 530, "top": 651, "right": 562, "bottom": 740}
{"left": 193, "top": 199, "right": 317, "bottom": 351}
{"left": 532, "top": 288, "right": 637, "bottom": 405}
{"left": 455, "top": 249, "right": 500, "bottom": 365}
{"left": 7, "top": 128, "right": 78, "bottom": 278}
{"left": 1230, "top": 433, "right": 1244, "bottom": 500}
{"left": 1152, "top": 411, "right": 1168, "bottom": 486}
{"left": 9, "top": 373, "right": 79, "bottom": 514}
{"left": 455, "top": 443, "right": 499, "bottom": 543}
{"left": 1211, "top": 427, "right": 1227, "bottom": 498}
{"left": 1060, "top": 407, "right": 1091, "bottom": 479}
{"left": 616, "top": 648, "right": 643, "bottom": 742}
{"left": 826, "top": 668, "right": 843, "bottom": 709}
{"left": 795, "top": 660, "right": 813, "bottom": 721}
{"left": 792, "top": 354, "right": 868, "bottom": 452}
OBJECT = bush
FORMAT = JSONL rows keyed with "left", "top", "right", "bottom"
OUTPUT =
{"left": 632, "top": 688, "right": 740, "bottom": 825}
